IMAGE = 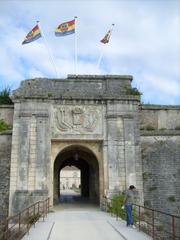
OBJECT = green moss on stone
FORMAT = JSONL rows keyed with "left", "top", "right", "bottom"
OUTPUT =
{"left": 175, "top": 125, "right": 180, "bottom": 130}
{"left": 167, "top": 196, "right": 176, "bottom": 202}
{"left": 149, "top": 186, "right": 157, "bottom": 192}
{"left": 143, "top": 172, "right": 152, "bottom": 181}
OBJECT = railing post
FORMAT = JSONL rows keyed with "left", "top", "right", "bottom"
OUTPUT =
{"left": 138, "top": 205, "right": 141, "bottom": 231}
{"left": 116, "top": 200, "right": 118, "bottom": 221}
{"left": 27, "top": 207, "right": 29, "bottom": 234}
{"left": 38, "top": 201, "right": 40, "bottom": 218}
{"left": 46, "top": 199, "right": 48, "bottom": 217}
{"left": 5, "top": 218, "right": 9, "bottom": 240}
{"left": 172, "top": 216, "right": 175, "bottom": 240}
{"left": 47, "top": 198, "right": 50, "bottom": 214}
{"left": 110, "top": 199, "right": 113, "bottom": 217}
{"left": 152, "top": 209, "right": 155, "bottom": 239}
{"left": 43, "top": 200, "right": 45, "bottom": 222}
{"left": 33, "top": 204, "right": 36, "bottom": 227}
{"left": 19, "top": 212, "right": 21, "bottom": 235}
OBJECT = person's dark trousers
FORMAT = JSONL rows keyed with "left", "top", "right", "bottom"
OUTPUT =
{"left": 125, "top": 204, "right": 133, "bottom": 226}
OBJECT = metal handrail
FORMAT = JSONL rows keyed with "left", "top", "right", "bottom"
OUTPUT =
{"left": 0, "top": 197, "right": 50, "bottom": 240}
{"left": 102, "top": 196, "right": 180, "bottom": 240}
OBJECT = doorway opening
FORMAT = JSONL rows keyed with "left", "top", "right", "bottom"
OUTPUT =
{"left": 54, "top": 145, "right": 99, "bottom": 204}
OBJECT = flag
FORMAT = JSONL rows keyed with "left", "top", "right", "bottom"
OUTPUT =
{"left": 55, "top": 19, "right": 75, "bottom": 37}
{"left": 22, "top": 24, "right": 41, "bottom": 44}
{"left": 100, "top": 29, "right": 111, "bottom": 44}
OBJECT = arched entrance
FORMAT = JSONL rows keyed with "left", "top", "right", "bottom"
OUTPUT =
{"left": 53, "top": 145, "right": 100, "bottom": 204}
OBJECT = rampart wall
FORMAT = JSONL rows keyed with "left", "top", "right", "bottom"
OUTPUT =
{"left": 0, "top": 105, "right": 13, "bottom": 220}
{"left": 140, "top": 105, "right": 180, "bottom": 216}
{"left": 0, "top": 92, "right": 180, "bottom": 221}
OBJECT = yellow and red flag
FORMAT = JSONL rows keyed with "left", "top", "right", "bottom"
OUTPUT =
{"left": 22, "top": 24, "right": 41, "bottom": 44}
{"left": 55, "top": 19, "right": 75, "bottom": 37}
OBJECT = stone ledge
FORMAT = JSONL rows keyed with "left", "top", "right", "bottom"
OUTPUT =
{"left": 0, "top": 130, "right": 12, "bottom": 135}
{"left": 141, "top": 104, "right": 180, "bottom": 110}
{"left": 0, "top": 104, "right": 14, "bottom": 108}
{"left": 67, "top": 74, "right": 133, "bottom": 81}
{"left": 140, "top": 130, "right": 180, "bottom": 136}
{"left": 13, "top": 95, "right": 141, "bottom": 101}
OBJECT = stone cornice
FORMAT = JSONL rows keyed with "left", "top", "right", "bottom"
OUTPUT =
{"left": 140, "top": 130, "right": 180, "bottom": 136}
{"left": 67, "top": 74, "right": 133, "bottom": 81}
{"left": 141, "top": 104, "right": 180, "bottom": 110}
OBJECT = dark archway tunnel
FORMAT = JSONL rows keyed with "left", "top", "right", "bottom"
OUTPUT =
{"left": 54, "top": 145, "right": 99, "bottom": 204}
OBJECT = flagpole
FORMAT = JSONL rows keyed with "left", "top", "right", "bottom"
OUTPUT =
{"left": 37, "top": 21, "right": 59, "bottom": 78}
{"left": 96, "top": 50, "right": 104, "bottom": 70}
{"left": 96, "top": 24, "right": 115, "bottom": 70}
{"left": 74, "top": 16, "right": 78, "bottom": 75}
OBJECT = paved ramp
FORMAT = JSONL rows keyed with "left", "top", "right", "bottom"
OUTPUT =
{"left": 23, "top": 204, "right": 152, "bottom": 240}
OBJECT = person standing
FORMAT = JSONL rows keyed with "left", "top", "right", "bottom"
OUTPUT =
{"left": 124, "top": 185, "right": 137, "bottom": 228}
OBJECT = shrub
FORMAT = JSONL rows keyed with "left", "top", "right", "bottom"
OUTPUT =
{"left": 146, "top": 125, "right": 155, "bottom": 131}
{"left": 0, "top": 119, "right": 12, "bottom": 132}
{"left": 124, "top": 86, "right": 142, "bottom": 96}
{"left": 0, "top": 87, "right": 13, "bottom": 104}
{"left": 175, "top": 126, "right": 180, "bottom": 130}
{"left": 47, "top": 92, "right": 53, "bottom": 97}
{"left": 110, "top": 193, "right": 136, "bottom": 221}
{"left": 140, "top": 125, "right": 155, "bottom": 131}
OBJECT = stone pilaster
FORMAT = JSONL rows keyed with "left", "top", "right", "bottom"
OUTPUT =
{"left": 123, "top": 117, "right": 137, "bottom": 187}
{"left": 28, "top": 115, "right": 37, "bottom": 190}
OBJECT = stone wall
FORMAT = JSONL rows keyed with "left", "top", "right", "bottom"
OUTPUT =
{"left": 141, "top": 132, "right": 180, "bottom": 216}
{"left": 0, "top": 105, "right": 14, "bottom": 125}
{"left": 140, "top": 105, "right": 180, "bottom": 130}
{"left": 0, "top": 131, "right": 12, "bottom": 221}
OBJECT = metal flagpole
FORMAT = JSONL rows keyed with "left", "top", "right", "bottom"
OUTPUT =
{"left": 37, "top": 21, "right": 59, "bottom": 78}
{"left": 96, "top": 50, "right": 104, "bottom": 70}
{"left": 96, "top": 24, "right": 115, "bottom": 70}
{"left": 74, "top": 16, "right": 78, "bottom": 75}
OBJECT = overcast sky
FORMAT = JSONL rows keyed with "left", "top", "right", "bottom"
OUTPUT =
{"left": 0, "top": 0, "right": 180, "bottom": 105}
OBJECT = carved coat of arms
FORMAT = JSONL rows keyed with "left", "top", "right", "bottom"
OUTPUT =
{"left": 55, "top": 106, "right": 99, "bottom": 133}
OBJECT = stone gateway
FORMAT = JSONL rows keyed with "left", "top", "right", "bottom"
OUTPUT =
{"left": 8, "top": 74, "right": 143, "bottom": 214}
{"left": 0, "top": 75, "right": 179, "bottom": 219}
